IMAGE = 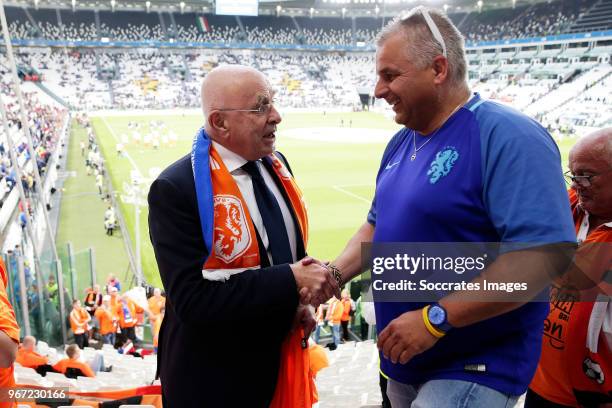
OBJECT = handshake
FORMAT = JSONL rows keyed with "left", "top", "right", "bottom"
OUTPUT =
{"left": 290, "top": 256, "right": 341, "bottom": 308}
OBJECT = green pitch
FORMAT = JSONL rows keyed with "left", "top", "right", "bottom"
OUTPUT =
{"left": 62, "top": 111, "right": 576, "bottom": 289}
{"left": 87, "top": 111, "right": 400, "bottom": 287}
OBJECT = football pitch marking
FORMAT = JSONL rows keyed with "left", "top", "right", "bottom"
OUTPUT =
{"left": 100, "top": 117, "right": 142, "bottom": 178}
{"left": 332, "top": 185, "right": 372, "bottom": 205}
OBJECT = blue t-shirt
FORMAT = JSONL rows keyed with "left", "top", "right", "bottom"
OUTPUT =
{"left": 368, "top": 93, "right": 576, "bottom": 395}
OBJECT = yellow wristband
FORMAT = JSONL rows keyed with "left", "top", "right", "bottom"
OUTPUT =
{"left": 422, "top": 306, "right": 446, "bottom": 338}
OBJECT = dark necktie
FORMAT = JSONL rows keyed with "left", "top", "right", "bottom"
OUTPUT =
{"left": 242, "top": 161, "right": 293, "bottom": 265}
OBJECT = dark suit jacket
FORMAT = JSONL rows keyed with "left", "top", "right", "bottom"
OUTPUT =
{"left": 148, "top": 153, "right": 303, "bottom": 407}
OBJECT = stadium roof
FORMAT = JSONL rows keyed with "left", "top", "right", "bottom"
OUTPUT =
{"left": 5, "top": 0, "right": 549, "bottom": 17}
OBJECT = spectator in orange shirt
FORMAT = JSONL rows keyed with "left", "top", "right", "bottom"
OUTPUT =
{"left": 69, "top": 299, "right": 91, "bottom": 349}
{"left": 153, "top": 307, "right": 164, "bottom": 353}
{"left": 147, "top": 287, "right": 165, "bottom": 324}
{"left": 15, "top": 335, "right": 48, "bottom": 369}
{"left": 0, "top": 258, "right": 19, "bottom": 408}
{"left": 114, "top": 295, "right": 143, "bottom": 344}
{"left": 528, "top": 129, "right": 612, "bottom": 408}
{"left": 340, "top": 289, "right": 354, "bottom": 341}
{"left": 95, "top": 295, "right": 117, "bottom": 346}
{"left": 53, "top": 344, "right": 95, "bottom": 378}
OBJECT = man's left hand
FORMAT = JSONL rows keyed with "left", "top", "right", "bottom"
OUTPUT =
{"left": 377, "top": 309, "right": 439, "bottom": 365}
{"left": 292, "top": 305, "right": 316, "bottom": 337}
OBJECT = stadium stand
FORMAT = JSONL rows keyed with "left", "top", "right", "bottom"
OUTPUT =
{"left": 2, "top": 0, "right": 609, "bottom": 114}
{"left": 315, "top": 340, "right": 382, "bottom": 407}
{"left": 4, "top": 0, "right": 606, "bottom": 46}
{"left": 0, "top": 66, "right": 67, "bottom": 206}
{"left": 460, "top": 0, "right": 598, "bottom": 42}
{"left": 569, "top": 0, "right": 612, "bottom": 32}
{"left": 9, "top": 40, "right": 610, "bottom": 129}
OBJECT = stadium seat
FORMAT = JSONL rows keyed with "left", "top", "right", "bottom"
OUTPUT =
{"left": 52, "top": 379, "right": 78, "bottom": 389}
{"left": 14, "top": 375, "right": 45, "bottom": 387}
{"left": 37, "top": 341, "right": 49, "bottom": 351}
{"left": 45, "top": 372, "right": 69, "bottom": 381}
{"left": 14, "top": 366, "right": 37, "bottom": 376}
{"left": 76, "top": 375, "right": 102, "bottom": 391}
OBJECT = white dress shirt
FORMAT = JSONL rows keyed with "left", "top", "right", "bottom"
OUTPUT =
{"left": 212, "top": 142, "right": 298, "bottom": 265}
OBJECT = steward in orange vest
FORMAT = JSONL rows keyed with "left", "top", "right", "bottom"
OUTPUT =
{"left": 70, "top": 300, "right": 91, "bottom": 349}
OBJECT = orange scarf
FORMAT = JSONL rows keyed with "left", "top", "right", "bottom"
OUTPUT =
{"left": 202, "top": 144, "right": 309, "bottom": 273}
{"left": 191, "top": 128, "right": 316, "bottom": 407}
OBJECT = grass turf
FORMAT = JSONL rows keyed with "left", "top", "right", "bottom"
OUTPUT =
{"left": 56, "top": 111, "right": 577, "bottom": 289}
{"left": 56, "top": 121, "right": 132, "bottom": 295}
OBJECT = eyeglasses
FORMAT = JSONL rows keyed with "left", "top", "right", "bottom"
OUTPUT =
{"left": 402, "top": 7, "right": 448, "bottom": 59}
{"left": 215, "top": 101, "right": 275, "bottom": 116}
{"left": 564, "top": 169, "right": 612, "bottom": 187}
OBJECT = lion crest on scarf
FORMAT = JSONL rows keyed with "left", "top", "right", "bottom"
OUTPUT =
{"left": 212, "top": 195, "right": 251, "bottom": 263}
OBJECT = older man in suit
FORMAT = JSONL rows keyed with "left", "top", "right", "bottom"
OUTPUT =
{"left": 148, "top": 65, "right": 338, "bottom": 407}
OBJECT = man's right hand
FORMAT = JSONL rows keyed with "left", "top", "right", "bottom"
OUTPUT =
{"left": 291, "top": 259, "right": 339, "bottom": 307}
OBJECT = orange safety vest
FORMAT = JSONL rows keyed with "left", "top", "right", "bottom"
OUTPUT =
{"left": 69, "top": 307, "right": 90, "bottom": 335}
{"left": 84, "top": 290, "right": 101, "bottom": 310}
{"left": 327, "top": 300, "right": 344, "bottom": 325}
{"left": 341, "top": 298, "right": 352, "bottom": 322}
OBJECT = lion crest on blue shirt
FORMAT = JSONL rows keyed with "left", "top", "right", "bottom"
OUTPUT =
{"left": 427, "top": 147, "right": 459, "bottom": 184}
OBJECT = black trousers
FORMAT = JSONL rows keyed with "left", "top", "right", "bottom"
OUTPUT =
{"left": 74, "top": 333, "right": 89, "bottom": 349}
{"left": 341, "top": 320, "right": 350, "bottom": 340}
{"left": 123, "top": 326, "right": 136, "bottom": 342}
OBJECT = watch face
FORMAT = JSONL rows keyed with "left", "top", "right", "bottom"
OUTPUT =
{"left": 428, "top": 305, "right": 446, "bottom": 326}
